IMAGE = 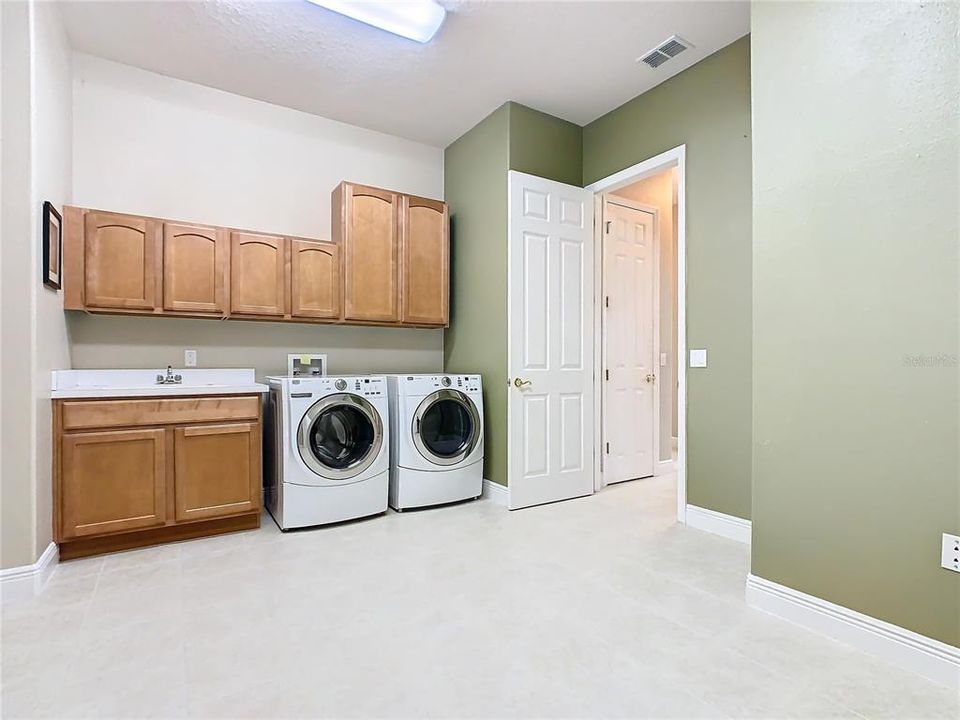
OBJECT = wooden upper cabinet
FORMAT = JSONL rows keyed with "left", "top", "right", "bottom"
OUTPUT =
{"left": 84, "top": 212, "right": 160, "bottom": 310}
{"left": 60, "top": 428, "right": 166, "bottom": 540}
{"left": 174, "top": 422, "right": 261, "bottom": 522}
{"left": 163, "top": 223, "right": 228, "bottom": 314}
{"left": 291, "top": 240, "right": 340, "bottom": 319}
{"left": 401, "top": 195, "right": 449, "bottom": 326}
{"left": 66, "top": 189, "right": 447, "bottom": 328}
{"left": 334, "top": 182, "right": 399, "bottom": 323}
{"left": 231, "top": 232, "right": 287, "bottom": 316}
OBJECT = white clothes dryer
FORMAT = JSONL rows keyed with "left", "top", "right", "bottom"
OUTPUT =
{"left": 386, "top": 374, "right": 483, "bottom": 510}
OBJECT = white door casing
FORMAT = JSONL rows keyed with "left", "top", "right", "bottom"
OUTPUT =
{"left": 507, "top": 171, "right": 595, "bottom": 509}
{"left": 602, "top": 197, "right": 658, "bottom": 484}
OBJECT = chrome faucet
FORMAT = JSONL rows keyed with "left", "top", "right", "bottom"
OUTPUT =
{"left": 156, "top": 366, "right": 183, "bottom": 385}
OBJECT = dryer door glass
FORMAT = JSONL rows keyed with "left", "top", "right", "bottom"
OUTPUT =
{"left": 420, "top": 398, "right": 474, "bottom": 458}
{"left": 308, "top": 404, "right": 375, "bottom": 470}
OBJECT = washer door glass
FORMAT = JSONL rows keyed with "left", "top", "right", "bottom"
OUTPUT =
{"left": 309, "top": 405, "right": 374, "bottom": 469}
{"left": 414, "top": 390, "right": 480, "bottom": 466}
{"left": 298, "top": 393, "right": 383, "bottom": 481}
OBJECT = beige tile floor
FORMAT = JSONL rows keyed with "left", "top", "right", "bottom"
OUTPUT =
{"left": 2, "top": 473, "right": 958, "bottom": 719}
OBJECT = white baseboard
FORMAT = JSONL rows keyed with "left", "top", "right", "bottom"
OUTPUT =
{"left": 746, "top": 574, "right": 960, "bottom": 689}
{"left": 685, "top": 504, "right": 751, "bottom": 544}
{"left": 482, "top": 479, "right": 509, "bottom": 507}
{"left": 0, "top": 542, "right": 58, "bottom": 604}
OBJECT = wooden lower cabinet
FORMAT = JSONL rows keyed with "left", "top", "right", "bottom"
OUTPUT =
{"left": 174, "top": 423, "right": 261, "bottom": 521}
{"left": 60, "top": 428, "right": 166, "bottom": 540}
{"left": 54, "top": 395, "right": 262, "bottom": 559}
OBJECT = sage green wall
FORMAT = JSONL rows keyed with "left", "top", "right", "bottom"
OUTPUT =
{"left": 583, "top": 36, "right": 753, "bottom": 519}
{"left": 444, "top": 105, "right": 510, "bottom": 485}
{"left": 444, "top": 102, "right": 583, "bottom": 485}
{"left": 751, "top": 2, "right": 959, "bottom": 646}
{"left": 508, "top": 103, "right": 582, "bottom": 186}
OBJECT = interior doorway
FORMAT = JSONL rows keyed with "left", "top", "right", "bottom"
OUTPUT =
{"left": 601, "top": 195, "right": 660, "bottom": 484}
{"left": 587, "top": 146, "right": 687, "bottom": 522}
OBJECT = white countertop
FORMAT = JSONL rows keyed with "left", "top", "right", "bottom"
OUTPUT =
{"left": 50, "top": 368, "right": 268, "bottom": 399}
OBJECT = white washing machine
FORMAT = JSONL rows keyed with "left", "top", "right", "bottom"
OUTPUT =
{"left": 265, "top": 375, "right": 389, "bottom": 529}
{"left": 386, "top": 374, "right": 483, "bottom": 510}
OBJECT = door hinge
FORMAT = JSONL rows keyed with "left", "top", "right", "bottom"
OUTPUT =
{"left": 604, "top": 295, "right": 609, "bottom": 308}
{"left": 605, "top": 368, "right": 610, "bottom": 381}
{"left": 605, "top": 442, "right": 610, "bottom": 454}
{"left": 604, "top": 220, "right": 612, "bottom": 234}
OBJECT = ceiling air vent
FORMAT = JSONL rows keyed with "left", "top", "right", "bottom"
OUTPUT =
{"left": 638, "top": 35, "right": 693, "bottom": 69}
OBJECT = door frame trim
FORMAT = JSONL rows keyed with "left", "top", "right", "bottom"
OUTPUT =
{"left": 599, "top": 196, "right": 662, "bottom": 485}
{"left": 585, "top": 144, "right": 688, "bottom": 524}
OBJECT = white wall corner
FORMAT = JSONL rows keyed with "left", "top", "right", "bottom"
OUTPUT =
{"left": 0, "top": 542, "right": 59, "bottom": 605}
{"left": 685, "top": 504, "right": 751, "bottom": 544}
{"left": 482, "top": 479, "right": 509, "bottom": 507}
{"left": 746, "top": 574, "right": 960, "bottom": 690}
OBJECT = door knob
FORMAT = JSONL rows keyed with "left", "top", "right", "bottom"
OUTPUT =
{"left": 645, "top": 374, "right": 656, "bottom": 383}
{"left": 513, "top": 378, "right": 532, "bottom": 388}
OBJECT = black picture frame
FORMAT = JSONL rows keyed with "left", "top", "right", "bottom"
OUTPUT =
{"left": 43, "top": 201, "right": 62, "bottom": 290}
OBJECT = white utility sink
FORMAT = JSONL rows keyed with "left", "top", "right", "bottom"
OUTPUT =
{"left": 50, "top": 368, "right": 268, "bottom": 399}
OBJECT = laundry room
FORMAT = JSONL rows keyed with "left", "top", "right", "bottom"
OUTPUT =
{"left": 4, "top": 1, "right": 958, "bottom": 718}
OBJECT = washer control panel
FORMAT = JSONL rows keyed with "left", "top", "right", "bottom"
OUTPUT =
{"left": 287, "top": 375, "right": 386, "bottom": 397}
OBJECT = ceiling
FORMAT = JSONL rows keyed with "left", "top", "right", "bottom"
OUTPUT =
{"left": 61, "top": 0, "right": 749, "bottom": 147}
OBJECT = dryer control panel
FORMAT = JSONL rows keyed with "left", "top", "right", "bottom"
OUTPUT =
{"left": 287, "top": 375, "right": 386, "bottom": 397}
{"left": 397, "top": 374, "right": 482, "bottom": 394}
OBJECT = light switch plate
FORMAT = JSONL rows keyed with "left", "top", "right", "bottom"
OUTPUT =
{"left": 184, "top": 349, "right": 197, "bottom": 368}
{"left": 689, "top": 349, "right": 707, "bottom": 368}
{"left": 942, "top": 533, "right": 960, "bottom": 572}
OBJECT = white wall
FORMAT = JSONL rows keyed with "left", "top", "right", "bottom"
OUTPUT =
{"left": 1, "top": 0, "right": 37, "bottom": 569}
{"left": 1, "top": 0, "right": 73, "bottom": 569}
{"left": 72, "top": 52, "right": 443, "bottom": 239}
{"left": 31, "top": 0, "right": 73, "bottom": 562}
{"left": 69, "top": 53, "right": 446, "bottom": 378}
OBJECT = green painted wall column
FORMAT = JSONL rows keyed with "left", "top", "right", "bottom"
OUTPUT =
{"left": 751, "top": 2, "right": 959, "bottom": 646}
{"left": 444, "top": 105, "right": 510, "bottom": 485}
{"left": 443, "top": 102, "right": 583, "bottom": 486}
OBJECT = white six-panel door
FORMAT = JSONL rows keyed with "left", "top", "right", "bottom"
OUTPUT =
{"left": 603, "top": 198, "right": 657, "bottom": 484}
{"left": 508, "top": 171, "right": 594, "bottom": 509}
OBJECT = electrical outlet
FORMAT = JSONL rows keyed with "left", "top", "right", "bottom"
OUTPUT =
{"left": 184, "top": 349, "right": 198, "bottom": 368}
{"left": 942, "top": 533, "right": 960, "bottom": 573}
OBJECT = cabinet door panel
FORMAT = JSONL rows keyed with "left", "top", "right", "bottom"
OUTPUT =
{"left": 402, "top": 196, "right": 448, "bottom": 326}
{"left": 174, "top": 423, "right": 261, "bottom": 522}
{"left": 163, "top": 223, "right": 227, "bottom": 313}
{"left": 340, "top": 184, "right": 399, "bottom": 322}
{"left": 231, "top": 233, "right": 286, "bottom": 316}
{"left": 61, "top": 429, "right": 166, "bottom": 539}
{"left": 291, "top": 240, "right": 340, "bottom": 319}
{"left": 84, "top": 212, "right": 160, "bottom": 309}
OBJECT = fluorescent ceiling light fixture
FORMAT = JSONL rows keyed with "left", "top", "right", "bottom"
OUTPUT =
{"left": 307, "top": 0, "right": 446, "bottom": 43}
